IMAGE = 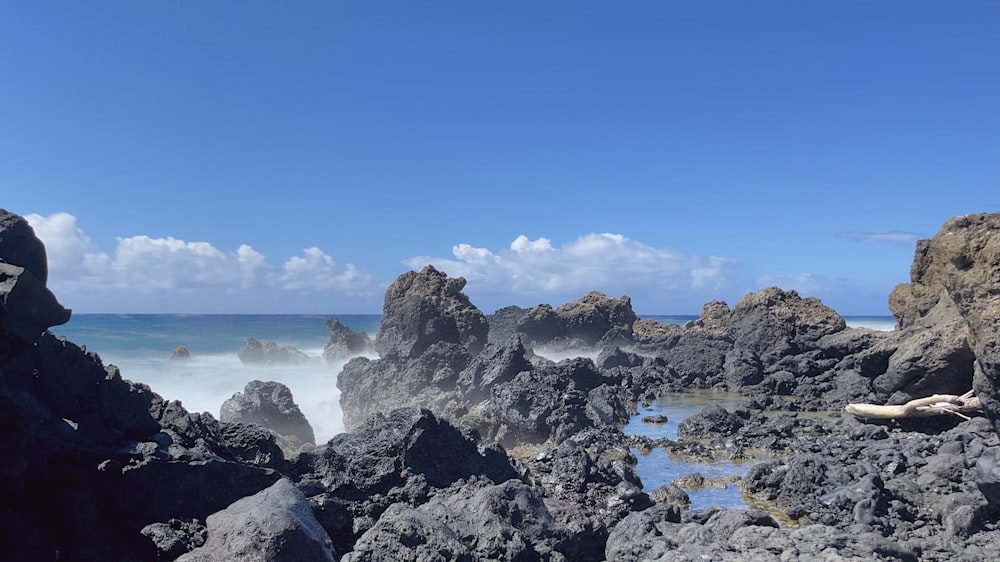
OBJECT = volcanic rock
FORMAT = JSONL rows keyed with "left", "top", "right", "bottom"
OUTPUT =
{"left": 220, "top": 380, "right": 316, "bottom": 446}
{"left": 177, "top": 478, "right": 335, "bottom": 562}
{"left": 889, "top": 213, "right": 1000, "bottom": 431}
{"left": 322, "top": 316, "right": 375, "bottom": 362}
{"left": 238, "top": 337, "right": 311, "bottom": 365}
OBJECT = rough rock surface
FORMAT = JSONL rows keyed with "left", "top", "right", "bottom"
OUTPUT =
{"left": 0, "top": 211, "right": 284, "bottom": 560}
{"left": 220, "top": 379, "right": 316, "bottom": 446}
{"left": 5, "top": 208, "right": 1000, "bottom": 560}
{"left": 323, "top": 316, "right": 375, "bottom": 362}
{"left": 376, "top": 265, "right": 488, "bottom": 360}
{"left": 237, "top": 336, "right": 312, "bottom": 365}
{"left": 177, "top": 478, "right": 335, "bottom": 562}
{"left": 889, "top": 213, "right": 1000, "bottom": 430}
{"left": 488, "top": 291, "right": 638, "bottom": 349}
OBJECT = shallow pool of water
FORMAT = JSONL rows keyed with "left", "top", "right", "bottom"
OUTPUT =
{"left": 625, "top": 391, "right": 757, "bottom": 510}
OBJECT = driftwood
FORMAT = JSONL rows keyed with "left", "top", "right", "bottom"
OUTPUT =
{"left": 845, "top": 390, "right": 982, "bottom": 420}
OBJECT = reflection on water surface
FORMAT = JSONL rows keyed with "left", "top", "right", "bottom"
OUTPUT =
{"left": 625, "top": 390, "right": 757, "bottom": 511}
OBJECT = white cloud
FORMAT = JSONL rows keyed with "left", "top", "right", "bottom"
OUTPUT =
{"left": 404, "top": 233, "right": 741, "bottom": 301}
{"left": 23, "top": 212, "right": 379, "bottom": 311}
{"left": 25, "top": 212, "right": 113, "bottom": 284}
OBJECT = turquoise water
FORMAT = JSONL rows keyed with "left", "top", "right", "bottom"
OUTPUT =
{"left": 54, "top": 314, "right": 381, "bottom": 442}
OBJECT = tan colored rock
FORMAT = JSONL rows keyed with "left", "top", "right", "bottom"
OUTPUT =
{"left": 889, "top": 213, "right": 1000, "bottom": 430}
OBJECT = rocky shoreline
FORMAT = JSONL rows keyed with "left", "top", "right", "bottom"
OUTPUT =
{"left": 2, "top": 208, "right": 999, "bottom": 560}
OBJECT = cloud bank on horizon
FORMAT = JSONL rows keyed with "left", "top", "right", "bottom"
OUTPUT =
{"left": 25, "top": 211, "right": 910, "bottom": 316}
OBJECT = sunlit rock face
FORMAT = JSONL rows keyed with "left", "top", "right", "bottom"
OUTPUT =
{"left": 376, "top": 264, "right": 488, "bottom": 361}
{"left": 889, "top": 213, "right": 1000, "bottom": 431}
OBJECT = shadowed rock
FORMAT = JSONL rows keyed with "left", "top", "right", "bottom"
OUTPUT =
{"left": 177, "top": 478, "right": 335, "bottom": 562}
{"left": 220, "top": 380, "right": 316, "bottom": 446}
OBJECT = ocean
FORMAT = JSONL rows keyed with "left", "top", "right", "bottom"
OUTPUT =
{"left": 52, "top": 312, "right": 895, "bottom": 508}
{"left": 53, "top": 314, "right": 383, "bottom": 443}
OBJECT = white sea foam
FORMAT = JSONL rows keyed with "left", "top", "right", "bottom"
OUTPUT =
{"left": 104, "top": 349, "right": 374, "bottom": 444}
{"left": 844, "top": 316, "right": 897, "bottom": 331}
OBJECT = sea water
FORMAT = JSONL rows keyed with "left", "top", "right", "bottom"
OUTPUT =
{"left": 626, "top": 315, "right": 895, "bottom": 509}
{"left": 53, "top": 314, "right": 381, "bottom": 444}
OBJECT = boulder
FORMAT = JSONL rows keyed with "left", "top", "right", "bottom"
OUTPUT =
{"left": 677, "top": 403, "right": 744, "bottom": 440}
{"left": 177, "top": 478, "right": 335, "bottom": 562}
{"left": 554, "top": 291, "right": 638, "bottom": 345}
{"left": 220, "top": 380, "right": 316, "bottom": 446}
{"left": 322, "top": 317, "right": 375, "bottom": 362}
{"left": 291, "top": 407, "right": 518, "bottom": 554}
{"left": 238, "top": 337, "right": 311, "bottom": 365}
{"left": 169, "top": 345, "right": 192, "bottom": 360}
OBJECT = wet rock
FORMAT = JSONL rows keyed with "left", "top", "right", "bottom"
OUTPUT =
{"left": 220, "top": 380, "right": 316, "bottom": 446}
{"left": 322, "top": 317, "right": 375, "bottom": 362}
{"left": 237, "top": 337, "right": 312, "bottom": 365}
{"left": 677, "top": 403, "right": 744, "bottom": 440}
{"left": 169, "top": 345, "right": 192, "bottom": 360}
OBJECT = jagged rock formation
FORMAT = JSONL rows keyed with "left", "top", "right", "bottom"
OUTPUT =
{"left": 323, "top": 317, "right": 375, "bottom": 362}
{"left": 488, "top": 291, "right": 637, "bottom": 348}
{"left": 888, "top": 213, "right": 1000, "bottom": 431}
{"left": 376, "top": 265, "right": 488, "bottom": 360}
{"left": 238, "top": 337, "right": 312, "bottom": 365}
{"left": 4, "top": 207, "right": 1000, "bottom": 560}
{"left": 220, "top": 380, "right": 316, "bottom": 446}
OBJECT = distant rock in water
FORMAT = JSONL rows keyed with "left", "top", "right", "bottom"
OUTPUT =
{"left": 220, "top": 380, "right": 316, "bottom": 446}
{"left": 238, "top": 337, "right": 311, "bottom": 365}
{"left": 487, "top": 291, "right": 637, "bottom": 348}
{"left": 170, "top": 345, "right": 192, "bottom": 360}
{"left": 322, "top": 317, "right": 374, "bottom": 362}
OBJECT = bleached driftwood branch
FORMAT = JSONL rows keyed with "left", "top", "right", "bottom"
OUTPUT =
{"left": 845, "top": 390, "right": 982, "bottom": 420}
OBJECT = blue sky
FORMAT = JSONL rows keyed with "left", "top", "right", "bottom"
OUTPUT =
{"left": 2, "top": 1, "right": 997, "bottom": 315}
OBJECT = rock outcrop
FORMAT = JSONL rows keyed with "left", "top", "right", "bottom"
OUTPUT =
{"left": 177, "top": 478, "right": 335, "bottom": 562}
{"left": 322, "top": 317, "right": 375, "bottom": 362}
{"left": 5, "top": 207, "right": 1000, "bottom": 560}
{"left": 220, "top": 380, "right": 316, "bottom": 446}
{"left": 888, "top": 213, "right": 1000, "bottom": 431}
{"left": 0, "top": 211, "right": 284, "bottom": 560}
{"left": 238, "top": 337, "right": 312, "bottom": 365}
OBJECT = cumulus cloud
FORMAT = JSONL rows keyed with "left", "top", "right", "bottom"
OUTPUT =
{"left": 404, "top": 233, "right": 741, "bottom": 304}
{"left": 23, "top": 212, "right": 379, "bottom": 311}
{"left": 836, "top": 231, "right": 922, "bottom": 245}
